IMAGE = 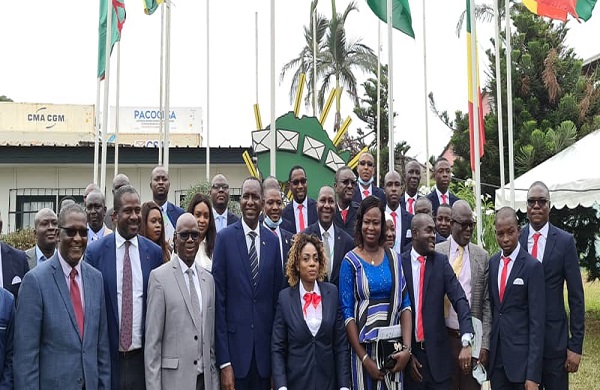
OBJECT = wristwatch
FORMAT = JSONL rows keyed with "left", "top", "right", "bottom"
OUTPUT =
{"left": 462, "top": 338, "right": 471, "bottom": 348}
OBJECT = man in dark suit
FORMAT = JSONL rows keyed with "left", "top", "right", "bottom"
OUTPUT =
{"left": 0, "top": 211, "right": 29, "bottom": 301}
{"left": 86, "top": 191, "right": 113, "bottom": 243}
{"left": 302, "top": 186, "right": 354, "bottom": 286}
{"left": 25, "top": 208, "right": 58, "bottom": 270}
{"left": 333, "top": 166, "right": 359, "bottom": 238}
{"left": 384, "top": 170, "right": 413, "bottom": 253}
{"left": 15, "top": 204, "right": 111, "bottom": 389}
{"left": 519, "top": 181, "right": 584, "bottom": 390}
{"left": 400, "top": 160, "right": 422, "bottom": 214}
{"left": 489, "top": 207, "right": 545, "bottom": 390}
{"left": 262, "top": 185, "right": 293, "bottom": 277}
{"left": 0, "top": 287, "right": 15, "bottom": 388}
{"left": 413, "top": 198, "right": 446, "bottom": 246}
{"left": 150, "top": 166, "right": 185, "bottom": 245}
{"left": 104, "top": 174, "right": 130, "bottom": 230}
{"left": 426, "top": 158, "right": 458, "bottom": 216}
{"left": 86, "top": 185, "right": 164, "bottom": 390}
{"left": 213, "top": 177, "right": 283, "bottom": 390}
{"left": 281, "top": 165, "right": 318, "bottom": 233}
{"left": 435, "top": 204, "right": 452, "bottom": 241}
{"left": 402, "top": 213, "right": 473, "bottom": 390}
{"left": 210, "top": 174, "right": 239, "bottom": 233}
{"left": 352, "top": 152, "right": 386, "bottom": 205}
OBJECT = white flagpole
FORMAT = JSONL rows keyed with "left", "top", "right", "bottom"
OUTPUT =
{"left": 270, "top": 0, "right": 276, "bottom": 176}
{"left": 494, "top": 0, "right": 506, "bottom": 202}
{"left": 205, "top": 0, "right": 211, "bottom": 181}
{"left": 422, "top": 1, "right": 430, "bottom": 185}
{"left": 100, "top": 0, "right": 113, "bottom": 196}
{"left": 376, "top": 21, "right": 381, "bottom": 186}
{"left": 505, "top": 0, "right": 515, "bottom": 207}
{"left": 158, "top": 3, "right": 165, "bottom": 165}
{"left": 256, "top": 11, "right": 260, "bottom": 106}
{"left": 163, "top": 0, "right": 172, "bottom": 171}
{"left": 94, "top": 78, "right": 101, "bottom": 184}
{"left": 387, "top": 0, "right": 394, "bottom": 171}
{"left": 313, "top": 9, "right": 317, "bottom": 116}
{"left": 469, "top": 0, "right": 483, "bottom": 244}
{"left": 114, "top": 42, "right": 121, "bottom": 177}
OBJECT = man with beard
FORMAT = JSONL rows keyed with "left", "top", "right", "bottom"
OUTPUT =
{"left": 281, "top": 166, "right": 318, "bottom": 233}
{"left": 86, "top": 185, "right": 164, "bottom": 390}
{"left": 400, "top": 160, "right": 422, "bottom": 214}
{"left": 402, "top": 214, "right": 473, "bottom": 390}
{"left": 383, "top": 170, "right": 413, "bottom": 253}
{"left": 262, "top": 185, "right": 293, "bottom": 279}
{"left": 302, "top": 186, "right": 354, "bottom": 286}
{"left": 333, "top": 166, "right": 359, "bottom": 237}
{"left": 0, "top": 211, "right": 29, "bottom": 301}
{"left": 150, "top": 166, "right": 184, "bottom": 245}
{"left": 352, "top": 152, "right": 386, "bottom": 205}
{"left": 426, "top": 158, "right": 459, "bottom": 216}
{"left": 210, "top": 174, "right": 239, "bottom": 233}
{"left": 85, "top": 191, "right": 113, "bottom": 243}
{"left": 25, "top": 208, "right": 58, "bottom": 270}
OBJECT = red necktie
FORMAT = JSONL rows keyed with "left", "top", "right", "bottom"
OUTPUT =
{"left": 297, "top": 204, "right": 306, "bottom": 231}
{"left": 499, "top": 256, "right": 511, "bottom": 303}
{"left": 531, "top": 232, "right": 541, "bottom": 260}
{"left": 70, "top": 268, "right": 84, "bottom": 338}
{"left": 390, "top": 211, "right": 397, "bottom": 228}
{"left": 121, "top": 241, "right": 133, "bottom": 350}
{"left": 363, "top": 189, "right": 369, "bottom": 198}
{"left": 303, "top": 292, "right": 321, "bottom": 316}
{"left": 417, "top": 256, "right": 426, "bottom": 341}
{"left": 340, "top": 209, "right": 348, "bottom": 223}
{"left": 408, "top": 198, "right": 415, "bottom": 214}
{"left": 441, "top": 194, "right": 448, "bottom": 204}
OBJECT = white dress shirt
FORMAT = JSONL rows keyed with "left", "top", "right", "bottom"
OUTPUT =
{"left": 179, "top": 257, "right": 203, "bottom": 314}
{"left": 299, "top": 282, "right": 322, "bottom": 337}
{"left": 293, "top": 199, "right": 309, "bottom": 232}
{"left": 194, "top": 239, "right": 212, "bottom": 272}
{"left": 497, "top": 243, "right": 520, "bottom": 292}
{"left": 263, "top": 221, "right": 284, "bottom": 270}
{"left": 385, "top": 205, "right": 403, "bottom": 253}
{"left": 435, "top": 187, "right": 450, "bottom": 205}
{"left": 160, "top": 202, "right": 175, "bottom": 245}
{"left": 359, "top": 184, "right": 373, "bottom": 199}
{"left": 527, "top": 222, "right": 549, "bottom": 262}
{"left": 410, "top": 249, "right": 425, "bottom": 341}
{"left": 87, "top": 223, "right": 106, "bottom": 242}
{"left": 404, "top": 193, "right": 418, "bottom": 213}
{"left": 115, "top": 231, "right": 144, "bottom": 351}
{"left": 242, "top": 219, "right": 261, "bottom": 263}
{"left": 318, "top": 223, "right": 335, "bottom": 274}
{"left": 446, "top": 237, "right": 471, "bottom": 330}
{"left": 57, "top": 251, "right": 84, "bottom": 310}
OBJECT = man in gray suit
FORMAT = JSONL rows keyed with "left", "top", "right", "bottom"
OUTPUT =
{"left": 435, "top": 200, "right": 491, "bottom": 390}
{"left": 145, "top": 213, "right": 218, "bottom": 390}
{"left": 25, "top": 208, "right": 58, "bottom": 270}
{"left": 14, "top": 203, "right": 111, "bottom": 389}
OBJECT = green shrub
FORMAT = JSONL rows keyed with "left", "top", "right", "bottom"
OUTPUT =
{"left": 181, "top": 181, "right": 241, "bottom": 217}
{"left": 1, "top": 228, "right": 35, "bottom": 250}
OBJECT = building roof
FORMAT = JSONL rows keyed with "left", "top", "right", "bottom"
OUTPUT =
{"left": 582, "top": 53, "right": 600, "bottom": 75}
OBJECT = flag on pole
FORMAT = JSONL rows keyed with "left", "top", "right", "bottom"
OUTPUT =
{"left": 144, "top": 0, "right": 164, "bottom": 15}
{"left": 98, "top": 0, "right": 126, "bottom": 79}
{"left": 366, "top": 0, "right": 415, "bottom": 38}
{"left": 523, "top": 0, "right": 597, "bottom": 21}
{"left": 466, "top": 0, "right": 485, "bottom": 171}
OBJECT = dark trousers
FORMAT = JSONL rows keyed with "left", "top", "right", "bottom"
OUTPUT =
{"left": 119, "top": 349, "right": 146, "bottom": 390}
{"left": 540, "top": 356, "right": 568, "bottom": 390}
{"left": 404, "top": 347, "right": 452, "bottom": 390}
{"left": 196, "top": 374, "right": 205, "bottom": 390}
{"left": 490, "top": 346, "right": 524, "bottom": 390}
{"left": 447, "top": 329, "right": 479, "bottom": 390}
{"left": 235, "top": 354, "right": 270, "bottom": 390}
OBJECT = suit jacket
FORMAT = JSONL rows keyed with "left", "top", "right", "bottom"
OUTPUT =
{"left": 302, "top": 223, "right": 354, "bottom": 287}
{"left": 272, "top": 282, "right": 350, "bottom": 390}
{"left": 85, "top": 234, "right": 164, "bottom": 390}
{"left": 489, "top": 247, "right": 545, "bottom": 384}
{"left": 145, "top": 256, "right": 219, "bottom": 390}
{"left": 435, "top": 240, "right": 491, "bottom": 350}
{"left": 104, "top": 208, "right": 115, "bottom": 231}
{"left": 333, "top": 202, "right": 359, "bottom": 239}
{"left": 519, "top": 224, "right": 584, "bottom": 358}
{"left": 0, "top": 288, "right": 14, "bottom": 389}
{"left": 212, "top": 221, "right": 283, "bottom": 379}
{"left": 26, "top": 246, "right": 60, "bottom": 271}
{"left": 165, "top": 201, "right": 185, "bottom": 227}
{"left": 14, "top": 255, "right": 110, "bottom": 389}
{"left": 226, "top": 210, "right": 239, "bottom": 226}
{"left": 401, "top": 250, "right": 473, "bottom": 383}
{"left": 426, "top": 190, "right": 459, "bottom": 216}
{"left": 279, "top": 228, "right": 293, "bottom": 279}
{"left": 353, "top": 184, "right": 386, "bottom": 206}
{"left": 399, "top": 194, "right": 422, "bottom": 213}
{"left": 390, "top": 207, "right": 413, "bottom": 252}
{"left": 0, "top": 242, "right": 29, "bottom": 302}
{"left": 281, "top": 198, "right": 318, "bottom": 234}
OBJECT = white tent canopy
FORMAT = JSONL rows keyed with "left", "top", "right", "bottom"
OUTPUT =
{"left": 495, "top": 128, "right": 600, "bottom": 212}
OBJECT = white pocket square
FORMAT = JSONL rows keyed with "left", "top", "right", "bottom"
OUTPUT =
{"left": 513, "top": 278, "right": 524, "bottom": 285}
{"left": 11, "top": 276, "right": 22, "bottom": 285}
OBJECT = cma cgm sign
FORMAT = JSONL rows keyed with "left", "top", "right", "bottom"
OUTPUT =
{"left": 27, "top": 107, "right": 66, "bottom": 129}
{"left": 133, "top": 110, "right": 177, "bottom": 120}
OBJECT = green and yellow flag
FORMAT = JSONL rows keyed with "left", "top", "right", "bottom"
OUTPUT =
{"left": 97, "top": 0, "right": 126, "bottom": 79}
{"left": 144, "top": 0, "right": 164, "bottom": 16}
{"left": 366, "top": 0, "right": 414, "bottom": 38}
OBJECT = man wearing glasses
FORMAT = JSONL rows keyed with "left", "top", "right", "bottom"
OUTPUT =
{"left": 435, "top": 200, "right": 491, "bottom": 390}
{"left": 281, "top": 165, "right": 318, "bottom": 234}
{"left": 519, "top": 181, "right": 584, "bottom": 390}
{"left": 210, "top": 174, "right": 239, "bottom": 233}
{"left": 333, "top": 166, "right": 360, "bottom": 237}
{"left": 352, "top": 152, "right": 386, "bottom": 205}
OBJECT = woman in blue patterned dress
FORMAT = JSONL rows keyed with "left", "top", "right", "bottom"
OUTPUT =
{"left": 339, "top": 196, "right": 413, "bottom": 390}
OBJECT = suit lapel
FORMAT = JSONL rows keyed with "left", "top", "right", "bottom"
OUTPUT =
{"left": 52, "top": 257, "right": 82, "bottom": 340}
{"left": 198, "top": 265, "right": 210, "bottom": 335}
{"left": 502, "top": 251, "right": 525, "bottom": 306}
{"left": 423, "top": 254, "right": 434, "bottom": 301}
{"left": 332, "top": 228, "right": 343, "bottom": 276}
{"left": 81, "top": 262, "right": 94, "bottom": 341}
{"left": 235, "top": 224, "right": 253, "bottom": 291}
{"left": 519, "top": 226, "right": 529, "bottom": 250}
{"left": 315, "top": 282, "right": 331, "bottom": 338}
{"left": 290, "top": 286, "right": 313, "bottom": 338}
{"left": 173, "top": 258, "right": 202, "bottom": 332}
{"left": 489, "top": 254, "right": 500, "bottom": 304}
{"left": 542, "top": 224, "right": 557, "bottom": 263}
{"left": 105, "top": 237, "right": 119, "bottom": 327}
{"left": 402, "top": 254, "right": 415, "bottom": 311}
{"left": 138, "top": 239, "right": 153, "bottom": 297}
{"left": 1, "top": 244, "right": 11, "bottom": 288}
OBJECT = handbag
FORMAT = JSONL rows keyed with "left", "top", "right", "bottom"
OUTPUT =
{"left": 375, "top": 325, "right": 404, "bottom": 370}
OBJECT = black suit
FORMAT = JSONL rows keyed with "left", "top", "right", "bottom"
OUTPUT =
{"left": 402, "top": 250, "right": 473, "bottom": 388}
{"left": 272, "top": 282, "right": 350, "bottom": 390}
{"left": 0, "top": 242, "right": 29, "bottom": 302}
{"left": 426, "top": 190, "right": 459, "bottom": 216}
{"left": 262, "top": 223, "right": 294, "bottom": 282}
{"left": 226, "top": 210, "right": 239, "bottom": 226}
{"left": 333, "top": 202, "right": 359, "bottom": 239}
{"left": 302, "top": 223, "right": 354, "bottom": 287}
{"left": 519, "top": 224, "right": 584, "bottom": 390}
{"left": 387, "top": 206, "right": 413, "bottom": 252}
{"left": 281, "top": 198, "right": 318, "bottom": 234}
{"left": 353, "top": 184, "right": 386, "bottom": 206}
{"left": 399, "top": 194, "right": 422, "bottom": 214}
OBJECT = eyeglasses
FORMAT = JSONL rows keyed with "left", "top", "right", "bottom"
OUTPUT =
{"left": 358, "top": 160, "right": 374, "bottom": 167}
{"left": 339, "top": 178, "right": 356, "bottom": 187}
{"left": 290, "top": 178, "right": 307, "bottom": 186}
{"left": 211, "top": 184, "right": 229, "bottom": 191}
{"left": 177, "top": 231, "right": 201, "bottom": 241}
{"left": 527, "top": 198, "right": 548, "bottom": 208}
{"left": 59, "top": 226, "right": 89, "bottom": 237}
{"left": 452, "top": 219, "right": 475, "bottom": 230}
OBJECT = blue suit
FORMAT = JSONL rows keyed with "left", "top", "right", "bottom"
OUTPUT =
{"left": 14, "top": 255, "right": 111, "bottom": 389}
{"left": 353, "top": 185, "right": 386, "bottom": 206}
{"left": 226, "top": 210, "right": 240, "bottom": 226}
{"left": 302, "top": 223, "right": 354, "bottom": 287}
{"left": 212, "top": 221, "right": 283, "bottom": 387}
{"left": 426, "top": 191, "right": 458, "bottom": 216}
{"left": 0, "top": 289, "right": 14, "bottom": 390}
{"left": 281, "top": 198, "right": 318, "bottom": 233}
{"left": 85, "top": 234, "right": 163, "bottom": 390}
{"left": 489, "top": 246, "right": 545, "bottom": 385}
{"left": 165, "top": 201, "right": 185, "bottom": 227}
{"left": 272, "top": 282, "right": 350, "bottom": 390}
{"left": 0, "top": 243, "right": 29, "bottom": 302}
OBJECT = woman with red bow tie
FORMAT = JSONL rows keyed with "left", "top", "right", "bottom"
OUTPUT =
{"left": 272, "top": 233, "right": 351, "bottom": 390}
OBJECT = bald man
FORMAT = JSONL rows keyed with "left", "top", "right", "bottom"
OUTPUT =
{"left": 25, "top": 208, "right": 58, "bottom": 270}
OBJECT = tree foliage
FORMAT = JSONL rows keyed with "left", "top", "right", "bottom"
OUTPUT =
{"left": 0, "top": 95, "right": 13, "bottom": 102}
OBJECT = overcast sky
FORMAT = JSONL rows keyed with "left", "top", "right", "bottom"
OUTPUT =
{"left": 1, "top": 0, "right": 599, "bottom": 164}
